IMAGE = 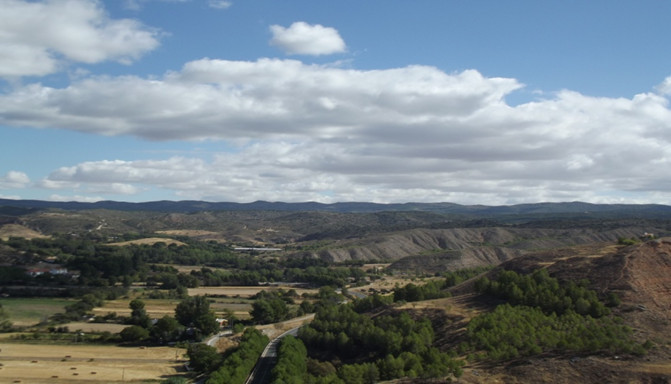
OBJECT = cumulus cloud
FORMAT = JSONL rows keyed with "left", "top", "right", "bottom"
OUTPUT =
{"left": 0, "top": 171, "right": 30, "bottom": 189}
{"left": 0, "top": 0, "right": 161, "bottom": 77}
{"left": 2, "top": 58, "right": 671, "bottom": 203}
{"left": 270, "top": 22, "right": 346, "bottom": 55}
{"left": 656, "top": 76, "right": 671, "bottom": 96}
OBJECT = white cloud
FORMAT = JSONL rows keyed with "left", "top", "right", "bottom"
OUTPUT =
{"left": 270, "top": 22, "right": 346, "bottom": 56}
{"left": 0, "top": 0, "right": 161, "bottom": 77}
{"left": 49, "top": 194, "right": 104, "bottom": 202}
{"left": 2, "top": 58, "right": 671, "bottom": 203}
{"left": 0, "top": 171, "right": 30, "bottom": 189}
{"left": 208, "top": 0, "right": 231, "bottom": 9}
{"left": 656, "top": 76, "right": 671, "bottom": 96}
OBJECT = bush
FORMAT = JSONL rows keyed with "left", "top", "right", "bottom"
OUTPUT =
{"left": 187, "top": 343, "right": 222, "bottom": 373}
{"left": 119, "top": 325, "right": 149, "bottom": 342}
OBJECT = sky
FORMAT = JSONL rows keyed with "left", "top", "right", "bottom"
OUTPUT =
{"left": 1, "top": 0, "right": 671, "bottom": 205}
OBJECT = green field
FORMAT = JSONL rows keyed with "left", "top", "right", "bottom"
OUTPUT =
{"left": 0, "top": 297, "right": 73, "bottom": 326}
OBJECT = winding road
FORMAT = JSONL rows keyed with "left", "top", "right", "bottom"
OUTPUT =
{"left": 245, "top": 327, "right": 300, "bottom": 384}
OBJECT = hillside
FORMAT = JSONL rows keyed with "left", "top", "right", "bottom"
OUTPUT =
{"left": 2, "top": 202, "right": 670, "bottom": 272}
{"left": 417, "top": 240, "right": 671, "bottom": 383}
{"left": 317, "top": 225, "right": 655, "bottom": 266}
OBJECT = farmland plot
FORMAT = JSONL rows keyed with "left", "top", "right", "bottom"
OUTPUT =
{"left": 0, "top": 343, "right": 187, "bottom": 383}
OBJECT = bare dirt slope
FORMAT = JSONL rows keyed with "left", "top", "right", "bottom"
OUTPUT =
{"left": 321, "top": 225, "right": 650, "bottom": 266}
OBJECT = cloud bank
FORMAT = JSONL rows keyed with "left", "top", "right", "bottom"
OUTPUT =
{"left": 2, "top": 58, "right": 671, "bottom": 204}
{"left": 0, "top": 0, "right": 160, "bottom": 77}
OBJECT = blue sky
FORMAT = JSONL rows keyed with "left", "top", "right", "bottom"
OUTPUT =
{"left": 1, "top": 0, "right": 671, "bottom": 204}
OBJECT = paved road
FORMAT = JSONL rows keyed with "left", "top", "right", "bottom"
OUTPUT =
{"left": 205, "top": 330, "right": 233, "bottom": 347}
{"left": 245, "top": 327, "right": 300, "bottom": 384}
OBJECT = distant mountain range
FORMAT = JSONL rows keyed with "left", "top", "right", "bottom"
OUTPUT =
{"left": 2, "top": 198, "right": 671, "bottom": 218}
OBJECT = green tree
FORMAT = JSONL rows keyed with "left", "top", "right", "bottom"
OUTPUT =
{"left": 175, "top": 296, "right": 219, "bottom": 338}
{"left": 251, "top": 297, "right": 289, "bottom": 324}
{"left": 120, "top": 325, "right": 150, "bottom": 342}
{"left": 187, "top": 343, "right": 222, "bottom": 373}
{"left": 150, "top": 315, "right": 183, "bottom": 343}
{"left": 129, "top": 298, "right": 151, "bottom": 328}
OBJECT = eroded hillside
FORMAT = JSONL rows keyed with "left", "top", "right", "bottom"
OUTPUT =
{"left": 432, "top": 239, "right": 671, "bottom": 383}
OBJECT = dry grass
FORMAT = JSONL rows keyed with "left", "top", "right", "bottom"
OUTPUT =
{"left": 0, "top": 224, "right": 49, "bottom": 240}
{"left": 156, "top": 229, "right": 220, "bottom": 237}
{"left": 58, "top": 322, "right": 128, "bottom": 334}
{"left": 91, "top": 299, "right": 180, "bottom": 318}
{"left": 0, "top": 343, "right": 186, "bottom": 383}
{"left": 107, "top": 237, "right": 186, "bottom": 246}
{"left": 255, "top": 314, "right": 315, "bottom": 340}
{"left": 188, "top": 286, "right": 318, "bottom": 298}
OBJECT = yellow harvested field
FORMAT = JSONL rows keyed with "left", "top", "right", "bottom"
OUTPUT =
{"left": 0, "top": 224, "right": 49, "bottom": 240}
{"left": 189, "top": 286, "right": 318, "bottom": 298}
{"left": 0, "top": 343, "right": 186, "bottom": 383}
{"left": 107, "top": 237, "right": 186, "bottom": 246}
{"left": 92, "top": 299, "right": 180, "bottom": 318}
{"left": 59, "top": 322, "right": 128, "bottom": 334}
{"left": 156, "top": 229, "right": 220, "bottom": 237}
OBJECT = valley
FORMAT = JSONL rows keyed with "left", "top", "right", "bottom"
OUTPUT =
{"left": 0, "top": 200, "right": 670, "bottom": 383}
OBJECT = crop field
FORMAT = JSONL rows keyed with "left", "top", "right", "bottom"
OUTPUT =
{"left": 92, "top": 299, "right": 181, "bottom": 318}
{"left": 188, "top": 285, "right": 318, "bottom": 298}
{"left": 59, "top": 322, "right": 128, "bottom": 334}
{"left": 93, "top": 296, "right": 255, "bottom": 319}
{"left": 107, "top": 237, "right": 186, "bottom": 246}
{"left": 0, "top": 298, "right": 74, "bottom": 326}
{"left": 0, "top": 343, "right": 187, "bottom": 383}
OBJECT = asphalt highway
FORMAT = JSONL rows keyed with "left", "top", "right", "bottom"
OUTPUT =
{"left": 245, "top": 327, "right": 300, "bottom": 384}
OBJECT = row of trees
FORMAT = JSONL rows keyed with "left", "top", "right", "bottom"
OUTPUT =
{"left": 191, "top": 265, "right": 367, "bottom": 288}
{"left": 272, "top": 336, "right": 307, "bottom": 383}
{"left": 206, "top": 328, "right": 269, "bottom": 384}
